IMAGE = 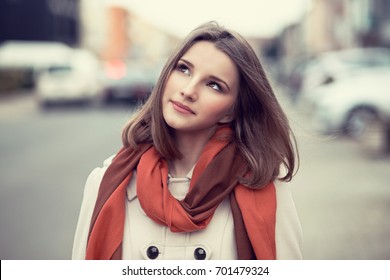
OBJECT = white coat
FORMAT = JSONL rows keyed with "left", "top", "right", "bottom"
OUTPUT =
{"left": 72, "top": 156, "right": 303, "bottom": 260}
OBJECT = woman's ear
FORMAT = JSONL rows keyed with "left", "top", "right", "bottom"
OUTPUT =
{"left": 218, "top": 105, "right": 235, "bottom": 124}
{"left": 218, "top": 114, "right": 234, "bottom": 124}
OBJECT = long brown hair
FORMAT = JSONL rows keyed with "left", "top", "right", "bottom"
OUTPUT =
{"left": 122, "top": 22, "right": 298, "bottom": 188}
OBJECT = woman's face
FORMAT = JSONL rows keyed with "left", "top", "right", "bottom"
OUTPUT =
{"left": 162, "top": 41, "right": 239, "bottom": 137}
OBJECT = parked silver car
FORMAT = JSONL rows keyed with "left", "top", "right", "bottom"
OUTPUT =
{"left": 36, "top": 49, "right": 103, "bottom": 107}
{"left": 309, "top": 68, "right": 390, "bottom": 139}
{"left": 298, "top": 48, "right": 390, "bottom": 98}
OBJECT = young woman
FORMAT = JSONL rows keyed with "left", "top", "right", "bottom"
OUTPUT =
{"left": 72, "top": 22, "right": 303, "bottom": 260}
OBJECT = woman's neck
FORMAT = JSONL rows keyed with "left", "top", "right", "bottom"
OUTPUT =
{"left": 169, "top": 129, "right": 214, "bottom": 178}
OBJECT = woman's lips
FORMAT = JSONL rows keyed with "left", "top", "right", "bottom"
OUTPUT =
{"left": 171, "top": 101, "right": 195, "bottom": 115}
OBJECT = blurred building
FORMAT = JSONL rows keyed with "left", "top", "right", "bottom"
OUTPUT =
{"left": 359, "top": 0, "right": 390, "bottom": 47}
{"left": 276, "top": 0, "right": 390, "bottom": 78}
{"left": 306, "top": 0, "right": 390, "bottom": 53}
{"left": 0, "top": 0, "right": 180, "bottom": 93}
{"left": 78, "top": 1, "right": 180, "bottom": 102}
{"left": 282, "top": 0, "right": 390, "bottom": 56}
{"left": 80, "top": 1, "right": 179, "bottom": 64}
{"left": 0, "top": 0, "right": 80, "bottom": 46}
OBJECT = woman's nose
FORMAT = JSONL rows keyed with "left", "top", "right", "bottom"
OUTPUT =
{"left": 180, "top": 79, "right": 198, "bottom": 101}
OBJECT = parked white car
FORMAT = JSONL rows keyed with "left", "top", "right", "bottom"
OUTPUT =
{"left": 299, "top": 48, "right": 390, "bottom": 98}
{"left": 309, "top": 68, "right": 390, "bottom": 138}
{"left": 0, "top": 41, "right": 74, "bottom": 89}
{"left": 36, "top": 49, "right": 103, "bottom": 107}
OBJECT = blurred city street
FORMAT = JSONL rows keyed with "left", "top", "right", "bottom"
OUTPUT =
{"left": 0, "top": 93, "right": 127, "bottom": 259}
{"left": 0, "top": 90, "right": 389, "bottom": 260}
{"left": 1, "top": 0, "right": 390, "bottom": 262}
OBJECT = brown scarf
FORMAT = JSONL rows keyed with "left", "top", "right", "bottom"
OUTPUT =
{"left": 86, "top": 127, "right": 276, "bottom": 259}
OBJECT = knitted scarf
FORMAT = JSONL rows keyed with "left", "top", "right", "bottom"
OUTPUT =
{"left": 86, "top": 128, "right": 276, "bottom": 260}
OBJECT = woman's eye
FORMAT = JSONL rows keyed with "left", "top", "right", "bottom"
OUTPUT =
{"left": 177, "top": 64, "right": 190, "bottom": 75}
{"left": 208, "top": 81, "right": 221, "bottom": 92}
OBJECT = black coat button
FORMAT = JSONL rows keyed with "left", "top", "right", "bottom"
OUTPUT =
{"left": 146, "top": 246, "right": 159, "bottom": 259}
{"left": 194, "top": 247, "right": 206, "bottom": 260}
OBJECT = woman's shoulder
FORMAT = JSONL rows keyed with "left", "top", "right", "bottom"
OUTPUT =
{"left": 92, "top": 154, "right": 115, "bottom": 177}
{"left": 273, "top": 180, "right": 295, "bottom": 202}
{"left": 274, "top": 179, "right": 303, "bottom": 259}
{"left": 83, "top": 154, "right": 116, "bottom": 195}
{"left": 102, "top": 154, "right": 116, "bottom": 167}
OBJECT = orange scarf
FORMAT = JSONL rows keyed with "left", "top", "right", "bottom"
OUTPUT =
{"left": 86, "top": 128, "right": 277, "bottom": 259}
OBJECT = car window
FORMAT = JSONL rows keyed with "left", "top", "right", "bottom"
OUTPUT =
{"left": 48, "top": 65, "right": 72, "bottom": 74}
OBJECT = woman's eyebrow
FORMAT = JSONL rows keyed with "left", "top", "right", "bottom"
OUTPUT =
{"left": 209, "top": 75, "right": 230, "bottom": 91}
{"left": 179, "top": 58, "right": 231, "bottom": 91}
{"left": 179, "top": 58, "right": 193, "bottom": 68}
